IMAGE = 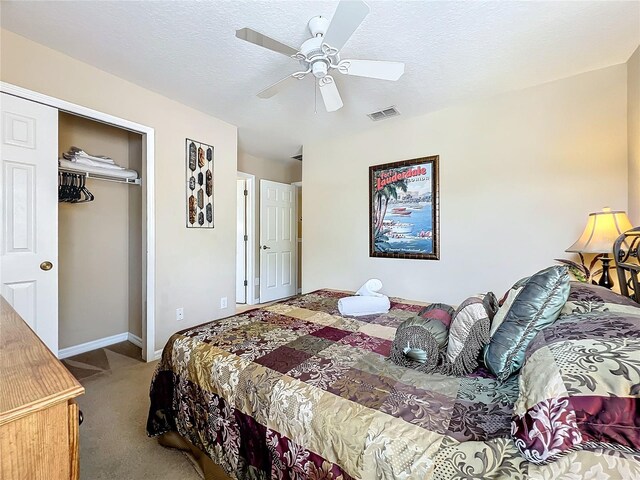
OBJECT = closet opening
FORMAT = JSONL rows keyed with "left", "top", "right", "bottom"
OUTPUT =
{"left": 57, "top": 112, "right": 146, "bottom": 363}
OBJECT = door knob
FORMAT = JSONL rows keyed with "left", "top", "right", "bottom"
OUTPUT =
{"left": 262, "top": 245, "right": 271, "bottom": 250}
{"left": 40, "top": 261, "right": 53, "bottom": 271}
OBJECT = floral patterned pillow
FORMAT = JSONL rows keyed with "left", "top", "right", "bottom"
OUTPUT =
{"left": 511, "top": 284, "right": 640, "bottom": 464}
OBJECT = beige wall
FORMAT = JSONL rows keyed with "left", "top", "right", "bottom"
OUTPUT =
{"left": 628, "top": 46, "right": 640, "bottom": 226}
{"left": 237, "top": 151, "right": 302, "bottom": 300}
{"left": 238, "top": 152, "right": 302, "bottom": 184}
{"left": 58, "top": 113, "right": 143, "bottom": 349}
{"left": 1, "top": 29, "right": 237, "bottom": 351}
{"left": 303, "top": 65, "right": 628, "bottom": 304}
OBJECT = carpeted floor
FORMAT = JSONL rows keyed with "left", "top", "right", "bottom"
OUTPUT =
{"left": 62, "top": 341, "right": 144, "bottom": 381}
{"left": 63, "top": 342, "right": 203, "bottom": 480}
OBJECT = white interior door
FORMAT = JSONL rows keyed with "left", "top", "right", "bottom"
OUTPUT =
{"left": 236, "top": 179, "right": 246, "bottom": 303}
{"left": 0, "top": 93, "right": 58, "bottom": 354}
{"left": 260, "top": 180, "right": 296, "bottom": 303}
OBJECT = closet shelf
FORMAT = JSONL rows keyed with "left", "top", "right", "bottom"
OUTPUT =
{"left": 58, "top": 167, "right": 141, "bottom": 185}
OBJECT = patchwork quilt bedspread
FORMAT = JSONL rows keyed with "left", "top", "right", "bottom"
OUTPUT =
{"left": 147, "top": 290, "right": 638, "bottom": 479}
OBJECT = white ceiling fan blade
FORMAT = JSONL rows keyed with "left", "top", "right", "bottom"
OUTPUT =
{"left": 338, "top": 59, "right": 405, "bottom": 81}
{"left": 318, "top": 76, "right": 344, "bottom": 112}
{"left": 236, "top": 28, "right": 298, "bottom": 57}
{"left": 322, "top": 0, "right": 370, "bottom": 54}
{"left": 257, "top": 75, "right": 300, "bottom": 99}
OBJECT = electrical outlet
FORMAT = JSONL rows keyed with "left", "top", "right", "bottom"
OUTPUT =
{"left": 220, "top": 297, "right": 228, "bottom": 309}
{"left": 176, "top": 307, "right": 184, "bottom": 322}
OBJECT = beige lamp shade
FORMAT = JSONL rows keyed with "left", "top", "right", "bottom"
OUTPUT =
{"left": 566, "top": 207, "right": 633, "bottom": 254}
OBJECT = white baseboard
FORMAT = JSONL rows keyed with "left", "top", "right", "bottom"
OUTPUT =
{"left": 153, "top": 349, "right": 163, "bottom": 360}
{"left": 127, "top": 332, "right": 143, "bottom": 348}
{"left": 58, "top": 331, "right": 146, "bottom": 359}
{"left": 58, "top": 332, "right": 129, "bottom": 359}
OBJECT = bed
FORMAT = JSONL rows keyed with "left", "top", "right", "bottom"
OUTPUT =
{"left": 147, "top": 287, "right": 640, "bottom": 479}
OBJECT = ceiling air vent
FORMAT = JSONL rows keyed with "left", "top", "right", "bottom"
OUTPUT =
{"left": 367, "top": 106, "right": 400, "bottom": 121}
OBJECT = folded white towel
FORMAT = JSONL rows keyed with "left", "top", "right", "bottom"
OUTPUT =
{"left": 356, "top": 278, "right": 384, "bottom": 297}
{"left": 338, "top": 295, "right": 390, "bottom": 316}
{"left": 59, "top": 159, "right": 139, "bottom": 180}
{"left": 67, "top": 147, "right": 115, "bottom": 164}
{"left": 63, "top": 152, "right": 115, "bottom": 165}
{"left": 71, "top": 157, "right": 125, "bottom": 170}
{"left": 62, "top": 152, "right": 116, "bottom": 165}
{"left": 75, "top": 154, "right": 116, "bottom": 165}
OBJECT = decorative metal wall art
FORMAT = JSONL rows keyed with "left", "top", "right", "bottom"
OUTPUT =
{"left": 186, "top": 139, "right": 214, "bottom": 228}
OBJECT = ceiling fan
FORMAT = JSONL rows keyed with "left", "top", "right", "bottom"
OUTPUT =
{"left": 236, "top": 0, "right": 405, "bottom": 112}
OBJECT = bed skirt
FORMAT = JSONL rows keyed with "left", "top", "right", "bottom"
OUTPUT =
{"left": 158, "top": 432, "right": 232, "bottom": 480}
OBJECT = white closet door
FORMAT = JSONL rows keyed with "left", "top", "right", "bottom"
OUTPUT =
{"left": 1, "top": 93, "right": 59, "bottom": 354}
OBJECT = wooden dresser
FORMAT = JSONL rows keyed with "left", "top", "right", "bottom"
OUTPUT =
{"left": 0, "top": 298, "right": 84, "bottom": 480}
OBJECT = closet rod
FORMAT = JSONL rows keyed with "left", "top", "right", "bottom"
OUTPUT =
{"left": 58, "top": 167, "right": 141, "bottom": 185}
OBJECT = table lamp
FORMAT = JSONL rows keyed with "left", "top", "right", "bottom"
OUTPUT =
{"left": 566, "top": 207, "right": 633, "bottom": 289}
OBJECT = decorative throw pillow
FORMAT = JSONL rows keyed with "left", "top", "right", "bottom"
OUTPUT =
{"left": 512, "top": 302, "right": 640, "bottom": 464}
{"left": 442, "top": 293, "right": 497, "bottom": 375}
{"left": 418, "top": 302, "right": 455, "bottom": 328}
{"left": 492, "top": 276, "right": 530, "bottom": 334}
{"left": 498, "top": 276, "right": 530, "bottom": 306}
{"left": 484, "top": 266, "right": 570, "bottom": 381}
{"left": 390, "top": 306, "right": 453, "bottom": 373}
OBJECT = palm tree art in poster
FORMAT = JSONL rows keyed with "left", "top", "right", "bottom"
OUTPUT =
{"left": 369, "top": 156, "right": 439, "bottom": 260}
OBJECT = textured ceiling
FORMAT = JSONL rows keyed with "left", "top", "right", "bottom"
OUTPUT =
{"left": 2, "top": 1, "right": 639, "bottom": 161}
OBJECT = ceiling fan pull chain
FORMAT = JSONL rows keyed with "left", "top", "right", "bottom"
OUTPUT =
{"left": 314, "top": 79, "right": 317, "bottom": 114}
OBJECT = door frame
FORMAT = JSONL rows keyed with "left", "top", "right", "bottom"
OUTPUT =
{"left": 0, "top": 81, "right": 157, "bottom": 362}
{"left": 237, "top": 172, "right": 256, "bottom": 305}
{"left": 236, "top": 179, "right": 247, "bottom": 304}
{"left": 292, "top": 181, "right": 302, "bottom": 294}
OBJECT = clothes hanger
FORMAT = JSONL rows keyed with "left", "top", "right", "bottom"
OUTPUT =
{"left": 58, "top": 171, "right": 91, "bottom": 203}
{"left": 71, "top": 174, "right": 77, "bottom": 201}
{"left": 59, "top": 171, "right": 70, "bottom": 202}
{"left": 74, "top": 174, "right": 83, "bottom": 202}
{"left": 77, "top": 174, "right": 94, "bottom": 203}
{"left": 66, "top": 172, "right": 75, "bottom": 202}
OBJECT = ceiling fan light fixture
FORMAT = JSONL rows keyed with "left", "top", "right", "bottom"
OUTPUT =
{"left": 236, "top": 0, "right": 404, "bottom": 113}
{"left": 312, "top": 61, "right": 328, "bottom": 78}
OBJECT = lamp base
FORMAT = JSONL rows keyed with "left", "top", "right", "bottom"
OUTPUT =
{"left": 597, "top": 255, "right": 614, "bottom": 290}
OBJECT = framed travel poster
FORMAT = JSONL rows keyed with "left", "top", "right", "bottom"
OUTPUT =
{"left": 369, "top": 156, "right": 439, "bottom": 260}
{"left": 186, "top": 138, "right": 214, "bottom": 228}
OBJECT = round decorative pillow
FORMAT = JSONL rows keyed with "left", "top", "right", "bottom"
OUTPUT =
{"left": 418, "top": 302, "right": 455, "bottom": 328}
{"left": 390, "top": 316, "right": 450, "bottom": 373}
